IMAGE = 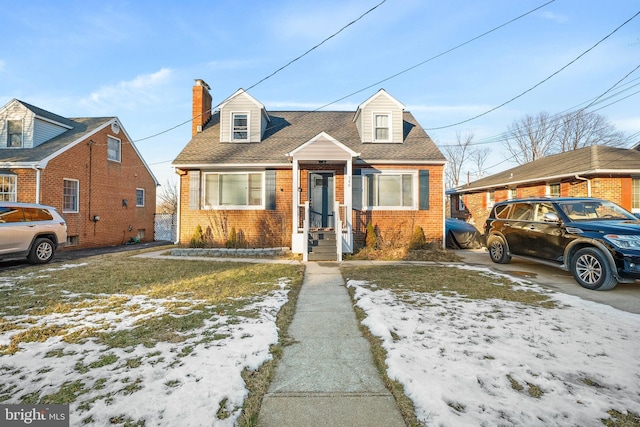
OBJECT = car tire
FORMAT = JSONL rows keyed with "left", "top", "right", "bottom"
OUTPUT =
{"left": 27, "top": 238, "right": 55, "bottom": 264}
{"left": 487, "top": 235, "right": 511, "bottom": 264}
{"left": 570, "top": 247, "right": 617, "bottom": 291}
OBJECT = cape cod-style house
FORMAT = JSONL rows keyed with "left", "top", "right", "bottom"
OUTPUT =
{"left": 172, "top": 80, "right": 447, "bottom": 260}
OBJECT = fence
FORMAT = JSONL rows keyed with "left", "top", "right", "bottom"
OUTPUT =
{"left": 154, "top": 213, "right": 177, "bottom": 242}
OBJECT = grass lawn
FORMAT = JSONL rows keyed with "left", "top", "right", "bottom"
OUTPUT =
{"left": 0, "top": 249, "right": 304, "bottom": 426}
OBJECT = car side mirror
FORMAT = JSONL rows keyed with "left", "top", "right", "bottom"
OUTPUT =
{"left": 543, "top": 212, "right": 560, "bottom": 223}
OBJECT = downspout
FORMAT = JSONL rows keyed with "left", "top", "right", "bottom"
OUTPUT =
{"left": 33, "top": 166, "right": 41, "bottom": 204}
{"left": 574, "top": 175, "right": 591, "bottom": 197}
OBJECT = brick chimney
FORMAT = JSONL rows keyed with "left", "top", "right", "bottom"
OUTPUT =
{"left": 192, "top": 79, "right": 212, "bottom": 137}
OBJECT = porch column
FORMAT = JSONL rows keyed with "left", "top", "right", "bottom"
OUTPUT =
{"left": 292, "top": 159, "right": 299, "bottom": 231}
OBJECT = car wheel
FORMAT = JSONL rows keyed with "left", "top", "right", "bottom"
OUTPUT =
{"left": 27, "top": 238, "right": 55, "bottom": 264}
{"left": 487, "top": 235, "right": 511, "bottom": 264}
{"left": 570, "top": 247, "right": 617, "bottom": 291}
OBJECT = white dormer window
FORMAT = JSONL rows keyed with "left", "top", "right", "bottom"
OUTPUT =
{"left": 373, "top": 113, "right": 391, "bottom": 142}
{"left": 232, "top": 112, "right": 249, "bottom": 141}
{"left": 7, "top": 120, "right": 23, "bottom": 148}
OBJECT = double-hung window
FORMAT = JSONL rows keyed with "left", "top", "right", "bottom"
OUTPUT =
{"left": 7, "top": 120, "right": 23, "bottom": 147}
{"left": 362, "top": 171, "right": 415, "bottom": 209}
{"left": 232, "top": 113, "right": 249, "bottom": 141}
{"left": 548, "top": 183, "right": 560, "bottom": 198}
{"left": 204, "top": 172, "right": 263, "bottom": 208}
{"left": 0, "top": 174, "right": 17, "bottom": 201}
{"left": 373, "top": 113, "right": 390, "bottom": 142}
{"left": 136, "top": 188, "right": 145, "bottom": 207}
{"left": 107, "top": 136, "right": 121, "bottom": 162}
{"left": 63, "top": 179, "right": 79, "bottom": 212}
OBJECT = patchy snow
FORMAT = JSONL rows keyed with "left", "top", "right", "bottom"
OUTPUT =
{"left": 0, "top": 273, "right": 290, "bottom": 426}
{"left": 2, "top": 262, "right": 640, "bottom": 426}
{"left": 347, "top": 264, "right": 640, "bottom": 427}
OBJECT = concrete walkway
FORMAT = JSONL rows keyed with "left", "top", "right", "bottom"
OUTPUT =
{"left": 258, "top": 262, "right": 406, "bottom": 427}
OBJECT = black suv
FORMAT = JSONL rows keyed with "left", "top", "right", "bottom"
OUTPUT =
{"left": 485, "top": 197, "right": 640, "bottom": 291}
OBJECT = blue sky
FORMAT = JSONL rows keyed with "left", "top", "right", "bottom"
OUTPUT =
{"left": 1, "top": 0, "right": 639, "bottom": 190}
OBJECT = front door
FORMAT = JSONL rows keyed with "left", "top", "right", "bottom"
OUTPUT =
{"left": 309, "top": 172, "right": 334, "bottom": 229}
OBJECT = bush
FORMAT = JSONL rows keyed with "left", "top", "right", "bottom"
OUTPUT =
{"left": 190, "top": 225, "right": 205, "bottom": 248}
{"left": 365, "top": 222, "right": 378, "bottom": 249}
{"left": 409, "top": 226, "right": 427, "bottom": 250}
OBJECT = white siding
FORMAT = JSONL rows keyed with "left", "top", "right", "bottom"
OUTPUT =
{"left": 33, "top": 118, "right": 67, "bottom": 147}
{"left": 0, "top": 101, "right": 35, "bottom": 148}
{"left": 220, "top": 93, "right": 264, "bottom": 143}
{"left": 354, "top": 90, "right": 404, "bottom": 143}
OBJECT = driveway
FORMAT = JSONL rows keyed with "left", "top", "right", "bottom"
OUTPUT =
{"left": 458, "top": 249, "right": 640, "bottom": 315}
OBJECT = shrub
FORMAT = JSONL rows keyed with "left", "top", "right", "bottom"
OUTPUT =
{"left": 409, "top": 226, "right": 427, "bottom": 250}
{"left": 189, "top": 225, "right": 205, "bottom": 248}
{"left": 365, "top": 222, "right": 378, "bottom": 249}
{"left": 226, "top": 227, "right": 237, "bottom": 248}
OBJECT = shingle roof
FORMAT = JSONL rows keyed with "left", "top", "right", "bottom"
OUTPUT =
{"left": 454, "top": 145, "right": 640, "bottom": 192}
{"left": 0, "top": 116, "right": 112, "bottom": 164}
{"left": 172, "top": 110, "right": 446, "bottom": 166}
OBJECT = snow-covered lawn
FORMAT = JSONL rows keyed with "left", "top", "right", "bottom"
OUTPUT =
{"left": 0, "top": 262, "right": 294, "bottom": 426}
{"left": 347, "top": 264, "right": 640, "bottom": 427}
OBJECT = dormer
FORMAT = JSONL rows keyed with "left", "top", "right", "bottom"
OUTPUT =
{"left": 0, "top": 99, "right": 73, "bottom": 149}
{"left": 218, "top": 89, "right": 270, "bottom": 143}
{"left": 353, "top": 89, "right": 405, "bottom": 144}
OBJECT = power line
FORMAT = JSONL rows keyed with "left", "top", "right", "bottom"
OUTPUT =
{"left": 134, "top": 0, "right": 387, "bottom": 143}
{"left": 426, "top": 9, "right": 640, "bottom": 130}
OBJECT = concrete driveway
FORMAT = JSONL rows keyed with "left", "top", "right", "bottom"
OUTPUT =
{"left": 458, "top": 249, "right": 640, "bottom": 315}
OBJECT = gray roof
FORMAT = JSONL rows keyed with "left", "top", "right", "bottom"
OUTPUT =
{"left": 454, "top": 145, "right": 640, "bottom": 193}
{"left": 173, "top": 110, "right": 446, "bottom": 166}
{"left": 0, "top": 116, "right": 112, "bottom": 164}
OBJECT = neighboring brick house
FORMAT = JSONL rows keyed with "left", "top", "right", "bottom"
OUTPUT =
{"left": 449, "top": 145, "right": 640, "bottom": 230}
{"left": 172, "top": 80, "right": 447, "bottom": 260}
{"left": 0, "top": 99, "right": 158, "bottom": 249}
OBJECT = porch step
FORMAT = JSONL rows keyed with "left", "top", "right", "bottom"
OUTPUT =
{"left": 308, "top": 230, "right": 338, "bottom": 261}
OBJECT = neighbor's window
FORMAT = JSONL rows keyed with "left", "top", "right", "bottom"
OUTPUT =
{"left": 363, "top": 171, "right": 415, "bottom": 208}
{"left": 232, "top": 113, "right": 249, "bottom": 141}
{"left": 136, "top": 188, "right": 145, "bottom": 207}
{"left": 548, "top": 183, "right": 561, "bottom": 198}
{"left": 633, "top": 178, "right": 640, "bottom": 212}
{"left": 373, "top": 113, "right": 390, "bottom": 141}
{"left": 509, "top": 188, "right": 517, "bottom": 199}
{"left": 204, "top": 172, "right": 263, "bottom": 208}
{"left": 63, "top": 179, "right": 79, "bottom": 212}
{"left": 107, "top": 136, "right": 121, "bottom": 162}
{"left": 488, "top": 190, "right": 495, "bottom": 207}
{"left": 7, "top": 120, "right": 23, "bottom": 148}
{"left": 0, "top": 174, "right": 17, "bottom": 201}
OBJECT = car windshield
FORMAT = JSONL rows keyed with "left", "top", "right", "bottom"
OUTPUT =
{"left": 557, "top": 200, "right": 637, "bottom": 221}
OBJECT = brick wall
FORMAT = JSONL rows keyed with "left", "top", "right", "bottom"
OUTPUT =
{"left": 178, "top": 163, "right": 445, "bottom": 249}
{"left": 458, "top": 175, "right": 634, "bottom": 234}
{"left": 32, "top": 126, "right": 156, "bottom": 249}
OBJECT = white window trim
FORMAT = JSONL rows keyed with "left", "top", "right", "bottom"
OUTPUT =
{"left": 6, "top": 119, "right": 24, "bottom": 148}
{"left": 547, "top": 182, "right": 561, "bottom": 198}
{"left": 230, "top": 111, "right": 250, "bottom": 142}
{"left": 632, "top": 177, "right": 640, "bottom": 213}
{"left": 360, "top": 169, "right": 418, "bottom": 210}
{"left": 107, "top": 135, "right": 122, "bottom": 162}
{"left": 487, "top": 190, "right": 495, "bottom": 208}
{"left": 202, "top": 171, "right": 265, "bottom": 210}
{"left": 0, "top": 174, "right": 17, "bottom": 202}
{"left": 136, "top": 188, "right": 145, "bottom": 207}
{"left": 63, "top": 178, "right": 80, "bottom": 213}
{"left": 371, "top": 112, "right": 392, "bottom": 142}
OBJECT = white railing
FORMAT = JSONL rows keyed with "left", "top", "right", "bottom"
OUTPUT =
{"left": 302, "top": 201, "right": 309, "bottom": 262}
{"left": 334, "top": 201, "right": 342, "bottom": 261}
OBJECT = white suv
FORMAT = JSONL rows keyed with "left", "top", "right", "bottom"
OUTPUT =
{"left": 0, "top": 202, "right": 67, "bottom": 264}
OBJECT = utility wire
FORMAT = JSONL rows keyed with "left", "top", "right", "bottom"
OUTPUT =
{"left": 426, "top": 9, "right": 640, "bottom": 130}
{"left": 134, "top": 0, "right": 387, "bottom": 143}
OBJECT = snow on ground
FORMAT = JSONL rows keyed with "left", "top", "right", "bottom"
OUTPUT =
{"left": 0, "top": 270, "right": 290, "bottom": 427}
{"left": 347, "top": 264, "right": 640, "bottom": 427}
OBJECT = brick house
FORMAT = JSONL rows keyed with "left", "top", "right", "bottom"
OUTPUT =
{"left": 449, "top": 145, "right": 640, "bottom": 231}
{"left": 172, "top": 80, "right": 447, "bottom": 260}
{"left": 0, "top": 99, "right": 158, "bottom": 249}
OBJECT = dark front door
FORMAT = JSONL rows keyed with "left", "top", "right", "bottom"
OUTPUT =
{"left": 309, "top": 172, "right": 334, "bottom": 229}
